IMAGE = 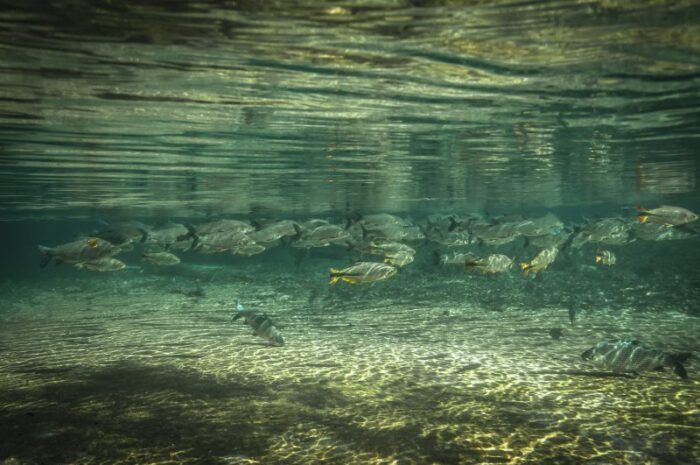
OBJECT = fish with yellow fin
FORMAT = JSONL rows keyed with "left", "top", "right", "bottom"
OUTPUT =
{"left": 329, "top": 262, "right": 397, "bottom": 284}
{"left": 595, "top": 249, "right": 616, "bottom": 266}
{"left": 520, "top": 246, "right": 558, "bottom": 277}
{"left": 636, "top": 205, "right": 698, "bottom": 226}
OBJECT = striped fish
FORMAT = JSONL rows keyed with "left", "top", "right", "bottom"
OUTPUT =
{"left": 232, "top": 301, "right": 284, "bottom": 346}
{"left": 329, "top": 262, "right": 397, "bottom": 284}
{"left": 581, "top": 339, "right": 690, "bottom": 379}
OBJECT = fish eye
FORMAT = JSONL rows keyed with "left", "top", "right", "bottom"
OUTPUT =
{"left": 87, "top": 238, "right": 98, "bottom": 248}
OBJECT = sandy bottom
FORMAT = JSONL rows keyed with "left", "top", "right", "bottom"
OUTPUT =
{"left": 0, "top": 264, "right": 698, "bottom": 465}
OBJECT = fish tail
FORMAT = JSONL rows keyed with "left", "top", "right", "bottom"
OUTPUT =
{"left": 329, "top": 268, "right": 342, "bottom": 285}
{"left": 447, "top": 216, "right": 459, "bottom": 232}
{"left": 673, "top": 362, "right": 688, "bottom": 379}
{"left": 138, "top": 228, "right": 149, "bottom": 243}
{"left": 38, "top": 245, "right": 52, "bottom": 268}
{"left": 636, "top": 206, "right": 650, "bottom": 223}
{"left": 360, "top": 225, "right": 369, "bottom": 239}
{"left": 292, "top": 223, "right": 303, "bottom": 241}
{"left": 519, "top": 262, "right": 532, "bottom": 277}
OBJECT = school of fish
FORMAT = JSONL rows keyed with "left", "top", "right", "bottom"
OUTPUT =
{"left": 36, "top": 206, "right": 697, "bottom": 374}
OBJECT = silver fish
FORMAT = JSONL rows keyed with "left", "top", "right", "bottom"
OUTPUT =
{"left": 637, "top": 205, "right": 698, "bottom": 226}
{"left": 194, "top": 219, "right": 254, "bottom": 236}
{"left": 232, "top": 301, "right": 284, "bottom": 346}
{"left": 94, "top": 220, "right": 150, "bottom": 246}
{"left": 74, "top": 257, "right": 126, "bottom": 272}
{"left": 38, "top": 237, "right": 122, "bottom": 268}
{"left": 581, "top": 339, "right": 690, "bottom": 379}
{"left": 142, "top": 251, "right": 180, "bottom": 266}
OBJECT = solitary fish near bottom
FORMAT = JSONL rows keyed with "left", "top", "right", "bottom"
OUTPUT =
{"left": 232, "top": 301, "right": 284, "bottom": 346}
{"left": 581, "top": 339, "right": 690, "bottom": 379}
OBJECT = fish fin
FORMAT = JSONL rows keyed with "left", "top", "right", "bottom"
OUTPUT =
{"left": 447, "top": 216, "right": 459, "bottom": 232}
{"left": 522, "top": 236, "right": 529, "bottom": 249}
{"left": 672, "top": 360, "right": 688, "bottom": 379}
{"left": 464, "top": 259, "right": 477, "bottom": 270}
{"left": 519, "top": 262, "right": 531, "bottom": 271}
{"left": 360, "top": 225, "right": 369, "bottom": 239}
{"left": 38, "top": 245, "right": 52, "bottom": 268}
{"left": 637, "top": 215, "right": 649, "bottom": 224}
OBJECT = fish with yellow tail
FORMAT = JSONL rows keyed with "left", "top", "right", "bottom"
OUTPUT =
{"left": 464, "top": 254, "right": 513, "bottom": 274}
{"left": 232, "top": 301, "right": 284, "bottom": 346}
{"left": 329, "top": 262, "right": 397, "bottom": 284}
{"left": 636, "top": 205, "right": 698, "bottom": 226}
{"left": 595, "top": 249, "right": 616, "bottom": 266}
{"left": 520, "top": 246, "right": 558, "bottom": 277}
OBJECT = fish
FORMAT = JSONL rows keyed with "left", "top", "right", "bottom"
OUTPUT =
{"left": 146, "top": 223, "right": 196, "bottom": 250}
{"left": 571, "top": 218, "right": 632, "bottom": 248}
{"left": 384, "top": 250, "right": 414, "bottom": 267}
{"left": 329, "top": 262, "right": 397, "bottom": 284}
{"left": 38, "top": 237, "right": 122, "bottom": 268}
{"left": 438, "top": 251, "right": 473, "bottom": 265}
{"left": 232, "top": 243, "right": 266, "bottom": 256}
{"left": 291, "top": 224, "right": 351, "bottom": 248}
{"left": 94, "top": 220, "right": 150, "bottom": 246}
{"left": 193, "top": 219, "right": 254, "bottom": 236}
{"left": 429, "top": 230, "right": 472, "bottom": 247}
{"left": 142, "top": 251, "right": 181, "bottom": 266}
{"left": 524, "top": 231, "right": 571, "bottom": 249}
{"left": 465, "top": 254, "right": 514, "bottom": 274}
{"left": 248, "top": 220, "right": 301, "bottom": 245}
{"left": 232, "top": 301, "right": 284, "bottom": 346}
{"left": 520, "top": 246, "right": 558, "bottom": 277}
{"left": 74, "top": 257, "right": 126, "bottom": 272}
{"left": 636, "top": 205, "right": 698, "bottom": 226}
{"left": 191, "top": 230, "right": 255, "bottom": 254}
{"left": 471, "top": 221, "right": 521, "bottom": 246}
{"left": 595, "top": 249, "right": 616, "bottom": 266}
{"left": 581, "top": 339, "right": 690, "bottom": 379}
{"left": 365, "top": 241, "right": 416, "bottom": 257}
{"left": 515, "top": 213, "right": 565, "bottom": 237}
{"left": 360, "top": 224, "right": 424, "bottom": 242}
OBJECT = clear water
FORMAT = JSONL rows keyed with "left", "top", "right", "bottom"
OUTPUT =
{"left": 1, "top": 1, "right": 699, "bottom": 464}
